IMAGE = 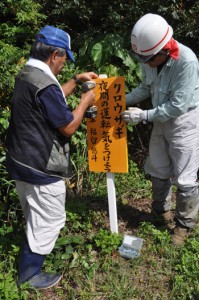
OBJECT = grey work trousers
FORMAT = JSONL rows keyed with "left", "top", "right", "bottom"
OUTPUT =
{"left": 145, "top": 107, "right": 199, "bottom": 228}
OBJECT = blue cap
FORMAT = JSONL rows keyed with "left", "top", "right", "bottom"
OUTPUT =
{"left": 36, "top": 25, "right": 75, "bottom": 63}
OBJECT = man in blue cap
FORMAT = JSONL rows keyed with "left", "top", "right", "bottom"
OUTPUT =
{"left": 5, "top": 25, "right": 98, "bottom": 289}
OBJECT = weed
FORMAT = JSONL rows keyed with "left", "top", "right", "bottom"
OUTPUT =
{"left": 93, "top": 228, "right": 123, "bottom": 255}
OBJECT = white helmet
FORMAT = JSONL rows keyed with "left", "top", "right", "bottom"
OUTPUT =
{"left": 131, "top": 14, "right": 173, "bottom": 60}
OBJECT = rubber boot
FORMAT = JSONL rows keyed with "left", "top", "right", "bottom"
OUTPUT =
{"left": 171, "top": 187, "right": 199, "bottom": 246}
{"left": 152, "top": 209, "right": 175, "bottom": 229}
{"left": 151, "top": 177, "right": 172, "bottom": 212}
{"left": 171, "top": 225, "right": 189, "bottom": 246}
{"left": 17, "top": 242, "right": 62, "bottom": 289}
{"left": 175, "top": 187, "right": 199, "bottom": 228}
{"left": 151, "top": 177, "right": 175, "bottom": 228}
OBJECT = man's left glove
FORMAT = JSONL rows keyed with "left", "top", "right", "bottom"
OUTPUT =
{"left": 121, "top": 107, "right": 147, "bottom": 124}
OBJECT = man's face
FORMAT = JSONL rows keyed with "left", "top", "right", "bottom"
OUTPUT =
{"left": 48, "top": 50, "right": 67, "bottom": 76}
{"left": 144, "top": 52, "right": 169, "bottom": 68}
{"left": 53, "top": 53, "right": 67, "bottom": 76}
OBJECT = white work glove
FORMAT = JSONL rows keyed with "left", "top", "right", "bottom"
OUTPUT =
{"left": 121, "top": 107, "right": 147, "bottom": 124}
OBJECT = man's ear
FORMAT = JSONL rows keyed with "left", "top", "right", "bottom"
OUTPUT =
{"left": 51, "top": 50, "right": 59, "bottom": 60}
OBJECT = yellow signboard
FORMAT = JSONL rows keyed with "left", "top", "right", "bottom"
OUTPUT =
{"left": 86, "top": 76, "right": 128, "bottom": 173}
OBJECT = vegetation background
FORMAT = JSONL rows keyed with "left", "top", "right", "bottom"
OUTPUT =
{"left": 0, "top": 0, "right": 199, "bottom": 299}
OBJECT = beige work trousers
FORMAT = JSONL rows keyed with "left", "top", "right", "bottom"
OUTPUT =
{"left": 15, "top": 180, "right": 66, "bottom": 255}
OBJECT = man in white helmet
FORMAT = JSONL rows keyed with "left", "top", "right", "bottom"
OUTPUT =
{"left": 122, "top": 13, "right": 199, "bottom": 246}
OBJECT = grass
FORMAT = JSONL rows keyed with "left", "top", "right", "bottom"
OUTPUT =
{"left": 0, "top": 160, "right": 198, "bottom": 300}
{"left": 0, "top": 190, "right": 199, "bottom": 300}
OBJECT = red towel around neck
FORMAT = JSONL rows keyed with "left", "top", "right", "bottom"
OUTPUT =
{"left": 162, "top": 38, "right": 179, "bottom": 60}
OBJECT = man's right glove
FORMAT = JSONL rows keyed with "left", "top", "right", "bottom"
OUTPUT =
{"left": 121, "top": 107, "right": 147, "bottom": 124}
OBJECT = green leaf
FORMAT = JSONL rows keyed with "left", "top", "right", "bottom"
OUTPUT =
{"left": 91, "top": 42, "right": 103, "bottom": 68}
